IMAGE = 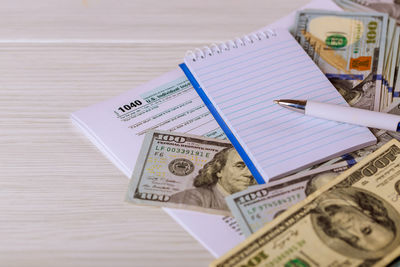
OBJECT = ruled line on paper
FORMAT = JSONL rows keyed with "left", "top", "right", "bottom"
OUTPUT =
{"left": 238, "top": 102, "right": 344, "bottom": 146}
{"left": 216, "top": 64, "right": 318, "bottom": 105}
{"left": 238, "top": 94, "right": 343, "bottom": 138}
{"left": 250, "top": 121, "right": 337, "bottom": 154}
{"left": 240, "top": 114, "right": 308, "bottom": 138}
{"left": 256, "top": 125, "right": 361, "bottom": 162}
{"left": 201, "top": 47, "right": 300, "bottom": 83}
{"left": 195, "top": 38, "right": 293, "bottom": 73}
{"left": 200, "top": 43, "right": 298, "bottom": 79}
{"left": 203, "top": 53, "right": 308, "bottom": 90}
{"left": 225, "top": 87, "right": 341, "bottom": 123}
{"left": 241, "top": 110, "right": 341, "bottom": 146}
{"left": 213, "top": 65, "right": 317, "bottom": 101}
{"left": 218, "top": 74, "right": 327, "bottom": 111}
{"left": 244, "top": 118, "right": 324, "bottom": 145}
{"left": 263, "top": 129, "right": 370, "bottom": 168}
{"left": 223, "top": 82, "right": 331, "bottom": 122}
{"left": 235, "top": 109, "right": 296, "bottom": 129}
{"left": 232, "top": 86, "right": 339, "bottom": 128}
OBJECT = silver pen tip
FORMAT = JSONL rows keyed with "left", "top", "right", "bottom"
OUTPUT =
{"left": 273, "top": 99, "right": 306, "bottom": 113}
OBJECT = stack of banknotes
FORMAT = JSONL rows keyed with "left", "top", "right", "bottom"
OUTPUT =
{"left": 330, "top": 0, "right": 400, "bottom": 113}
{"left": 125, "top": 5, "right": 400, "bottom": 267}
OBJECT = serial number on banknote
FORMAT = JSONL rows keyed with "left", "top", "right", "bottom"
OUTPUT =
{"left": 155, "top": 146, "right": 211, "bottom": 158}
{"left": 246, "top": 193, "right": 303, "bottom": 216}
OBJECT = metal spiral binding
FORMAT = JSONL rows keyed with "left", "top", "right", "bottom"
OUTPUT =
{"left": 185, "top": 29, "right": 277, "bottom": 62}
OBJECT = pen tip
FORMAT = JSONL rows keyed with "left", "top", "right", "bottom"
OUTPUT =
{"left": 273, "top": 100, "right": 279, "bottom": 104}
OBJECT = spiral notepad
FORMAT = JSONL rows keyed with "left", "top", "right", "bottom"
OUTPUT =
{"left": 180, "top": 28, "right": 376, "bottom": 184}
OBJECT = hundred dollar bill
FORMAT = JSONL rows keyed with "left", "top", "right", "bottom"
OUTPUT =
{"left": 212, "top": 139, "right": 400, "bottom": 267}
{"left": 294, "top": 10, "right": 388, "bottom": 111}
{"left": 334, "top": 0, "right": 400, "bottom": 105}
{"left": 126, "top": 130, "right": 256, "bottom": 216}
{"left": 226, "top": 165, "right": 348, "bottom": 237}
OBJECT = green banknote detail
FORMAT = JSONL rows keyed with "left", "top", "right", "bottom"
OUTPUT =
{"left": 334, "top": 0, "right": 400, "bottom": 108}
{"left": 294, "top": 10, "right": 388, "bottom": 111}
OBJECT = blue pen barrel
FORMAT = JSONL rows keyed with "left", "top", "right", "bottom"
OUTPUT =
{"left": 305, "top": 101, "right": 400, "bottom": 132}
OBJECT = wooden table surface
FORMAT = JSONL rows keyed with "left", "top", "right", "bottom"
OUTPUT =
{"left": 0, "top": 0, "right": 310, "bottom": 266}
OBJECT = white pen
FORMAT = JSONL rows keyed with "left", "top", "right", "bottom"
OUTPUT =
{"left": 273, "top": 99, "right": 400, "bottom": 132}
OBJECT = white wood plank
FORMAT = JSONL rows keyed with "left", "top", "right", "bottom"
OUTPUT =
{"left": 0, "top": 0, "right": 309, "bottom": 42}
{"left": 0, "top": 43, "right": 214, "bottom": 267}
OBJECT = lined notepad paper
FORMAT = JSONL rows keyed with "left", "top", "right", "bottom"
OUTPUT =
{"left": 181, "top": 28, "right": 376, "bottom": 183}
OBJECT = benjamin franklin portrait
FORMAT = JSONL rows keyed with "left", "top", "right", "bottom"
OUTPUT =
{"left": 169, "top": 146, "right": 257, "bottom": 211}
{"left": 310, "top": 187, "right": 400, "bottom": 260}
